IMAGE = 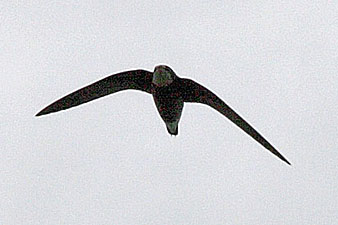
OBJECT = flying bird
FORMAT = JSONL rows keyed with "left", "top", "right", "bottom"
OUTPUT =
{"left": 36, "top": 65, "right": 291, "bottom": 165}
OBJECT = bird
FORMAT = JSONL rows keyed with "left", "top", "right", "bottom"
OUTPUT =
{"left": 36, "top": 65, "right": 291, "bottom": 165}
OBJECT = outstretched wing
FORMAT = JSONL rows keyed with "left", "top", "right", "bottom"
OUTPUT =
{"left": 180, "top": 78, "right": 291, "bottom": 165}
{"left": 36, "top": 70, "right": 153, "bottom": 116}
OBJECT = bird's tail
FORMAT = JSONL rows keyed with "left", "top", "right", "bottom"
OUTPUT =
{"left": 166, "top": 121, "right": 179, "bottom": 136}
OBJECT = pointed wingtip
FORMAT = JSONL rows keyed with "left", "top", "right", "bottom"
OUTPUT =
{"left": 35, "top": 105, "right": 56, "bottom": 117}
{"left": 284, "top": 159, "right": 292, "bottom": 166}
{"left": 276, "top": 153, "right": 291, "bottom": 166}
{"left": 266, "top": 145, "right": 291, "bottom": 166}
{"left": 35, "top": 109, "right": 49, "bottom": 117}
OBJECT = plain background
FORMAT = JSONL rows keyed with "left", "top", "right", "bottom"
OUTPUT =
{"left": 1, "top": 1, "right": 338, "bottom": 224}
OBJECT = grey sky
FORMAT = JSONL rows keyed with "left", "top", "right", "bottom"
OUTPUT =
{"left": 1, "top": 1, "right": 338, "bottom": 224}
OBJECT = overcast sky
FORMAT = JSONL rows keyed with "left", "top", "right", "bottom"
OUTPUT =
{"left": 1, "top": 1, "right": 338, "bottom": 224}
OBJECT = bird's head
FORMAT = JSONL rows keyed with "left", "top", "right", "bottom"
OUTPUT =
{"left": 152, "top": 65, "right": 177, "bottom": 87}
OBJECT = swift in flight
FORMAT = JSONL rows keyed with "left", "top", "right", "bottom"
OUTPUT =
{"left": 36, "top": 65, "right": 291, "bottom": 165}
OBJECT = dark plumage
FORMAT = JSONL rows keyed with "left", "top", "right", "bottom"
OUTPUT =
{"left": 36, "top": 65, "right": 291, "bottom": 165}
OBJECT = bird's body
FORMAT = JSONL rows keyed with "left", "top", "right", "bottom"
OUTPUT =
{"left": 36, "top": 65, "right": 291, "bottom": 165}
{"left": 152, "top": 78, "right": 184, "bottom": 135}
